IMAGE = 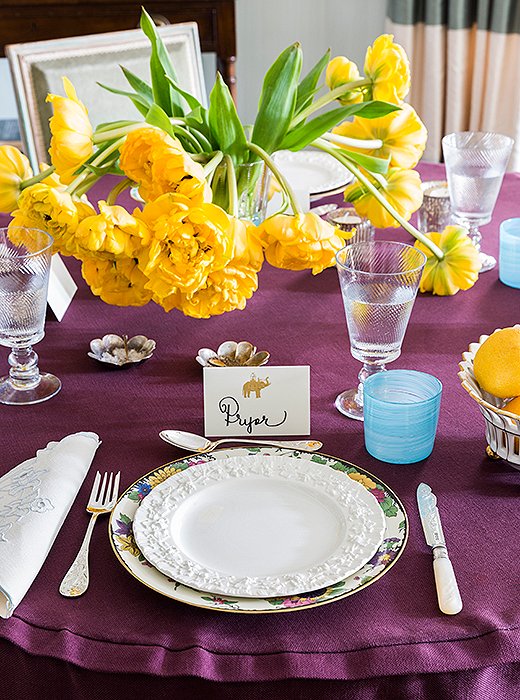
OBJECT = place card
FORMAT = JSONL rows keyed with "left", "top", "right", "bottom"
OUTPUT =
{"left": 203, "top": 366, "right": 310, "bottom": 437}
{"left": 47, "top": 254, "right": 77, "bottom": 321}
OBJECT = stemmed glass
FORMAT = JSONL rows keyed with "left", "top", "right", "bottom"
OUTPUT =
{"left": 442, "top": 131, "right": 514, "bottom": 272}
{"left": 335, "top": 240, "right": 426, "bottom": 421}
{"left": 0, "top": 227, "right": 61, "bottom": 404}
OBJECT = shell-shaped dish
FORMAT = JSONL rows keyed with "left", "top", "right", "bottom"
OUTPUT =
{"left": 196, "top": 340, "right": 270, "bottom": 368}
{"left": 88, "top": 334, "right": 156, "bottom": 367}
{"left": 458, "top": 325, "right": 520, "bottom": 468}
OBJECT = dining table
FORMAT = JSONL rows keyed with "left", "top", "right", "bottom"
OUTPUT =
{"left": 1, "top": 160, "right": 519, "bottom": 700}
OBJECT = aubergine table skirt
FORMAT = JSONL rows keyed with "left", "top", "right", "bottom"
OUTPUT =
{"left": 1, "top": 162, "right": 520, "bottom": 699}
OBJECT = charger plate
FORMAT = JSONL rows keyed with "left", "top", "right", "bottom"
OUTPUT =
{"left": 109, "top": 447, "right": 407, "bottom": 613}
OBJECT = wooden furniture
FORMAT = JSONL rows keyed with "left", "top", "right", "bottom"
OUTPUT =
{"left": 7, "top": 24, "right": 207, "bottom": 170}
{"left": 0, "top": 0, "right": 236, "bottom": 99}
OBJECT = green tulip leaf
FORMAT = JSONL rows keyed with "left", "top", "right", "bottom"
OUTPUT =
{"left": 165, "top": 75, "right": 204, "bottom": 111}
{"left": 186, "top": 108, "right": 215, "bottom": 147}
{"left": 97, "top": 83, "right": 150, "bottom": 118}
{"left": 120, "top": 66, "right": 154, "bottom": 104}
{"left": 344, "top": 100, "right": 401, "bottom": 119}
{"left": 251, "top": 43, "right": 303, "bottom": 154}
{"left": 295, "top": 49, "right": 330, "bottom": 114}
{"left": 140, "top": 7, "right": 183, "bottom": 117}
{"left": 280, "top": 105, "right": 363, "bottom": 151}
{"left": 343, "top": 150, "right": 390, "bottom": 174}
{"left": 145, "top": 103, "right": 175, "bottom": 137}
{"left": 208, "top": 73, "right": 248, "bottom": 161}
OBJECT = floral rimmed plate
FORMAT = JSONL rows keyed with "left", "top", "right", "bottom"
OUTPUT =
{"left": 109, "top": 448, "right": 407, "bottom": 613}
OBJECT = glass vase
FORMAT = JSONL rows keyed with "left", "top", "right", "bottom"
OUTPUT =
{"left": 212, "top": 160, "right": 270, "bottom": 225}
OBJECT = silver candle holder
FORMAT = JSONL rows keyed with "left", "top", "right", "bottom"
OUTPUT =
{"left": 417, "top": 180, "right": 452, "bottom": 233}
{"left": 325, "top": 207, "right": 375, "bottom": 242}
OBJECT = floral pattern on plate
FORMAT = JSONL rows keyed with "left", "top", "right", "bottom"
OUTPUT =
{"left": 108, "top": 447, "right": 407, "bottom": 613}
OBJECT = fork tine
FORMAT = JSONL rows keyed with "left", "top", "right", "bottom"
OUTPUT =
{"left": 90, "top": 471, "right": 101, "bottom": 501}
{"left": 98, "top": 472, "right": 108, "bottom": 504}
{"left": 111, "top": 472, "right": 121, "bottom": 505}
{"left": 105, "top": 472, "right": 114, "bottom": 505}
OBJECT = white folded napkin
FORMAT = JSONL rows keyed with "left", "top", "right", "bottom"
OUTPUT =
{"left": 0, "top": 431, "right": 101, "bottom": 618}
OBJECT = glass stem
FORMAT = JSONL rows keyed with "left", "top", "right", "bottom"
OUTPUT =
{"left": 8, "top": 345, "right": 41, "bottom": 390}
{"left": 355, "top": 362, "right": 386, "bottom": 407}
{"left": 465, "top": 223, "right": 482, "bottom": 253}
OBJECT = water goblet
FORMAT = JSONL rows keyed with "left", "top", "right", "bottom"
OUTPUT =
{"left": 335, "top": 240, "right": 426, "bottom": 421}
{"left": 0, "top": 227, "right": 61, "bottom": 404}
{"left": 442, "top": 131, "right": 514, "bottom": 272}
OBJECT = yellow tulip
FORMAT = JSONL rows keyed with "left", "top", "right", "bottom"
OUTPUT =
{"left": 147, "top": 146, "right": 211, "bottom": 204}
{"left": 177, "top": 263, "right": 259, "bottom": 318}
{"left": 344, "top": 167, "right": 423, "bottom": 228}
{"left": 119, "top": 127, "right": 210, "bottom": 204}
{"left": 364, "top": 34, "right": 410, "bottom": 104}
{"left": 0, "top": 145, "right": 32, "bottom": 213}
{"left": 175, "top": 215, "right": 264, "bottom": 318}
{"left": 81, "top": 255, "right": 152, "bottom": 307}
{"left": 75, "top": 201, "right": 150, "bottom": 259}
{"left": 46, "top": 78, "right": 94, "bottom": 184}
{"left": 38, "top": 163, "right": 66, "bottom": 189}
{"left": 332, "top": 103, "right": 427, "bottom": 170}
{"left": 258, "top": 212, "right": 353, "bottom": 274}
{"left": 230, "top": 217, "right": 264, "bottom": 272}
{"left": 135, "top": 193, "right": 235, "bottom": 300}
{"left": 414, "top": 226, "right": 480, "bottom": 295}
{"left": 119, "top": 126, "right": 174, "bottom": 182}
{"left": 325, "top": 57, "right": 363, "bottom": 105}
{"left": 11, "top": 183, "right": 79, "bottom": 254}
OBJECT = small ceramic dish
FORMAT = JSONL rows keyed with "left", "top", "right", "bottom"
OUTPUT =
{"left": 88, "top": 334, "right": 156, "bottom": 367}
{"left": 196, "top": 341, "right": 269, "bottom": 368}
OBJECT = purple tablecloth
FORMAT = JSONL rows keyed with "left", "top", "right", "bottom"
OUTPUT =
{"left": 1, "top": 162, "right": 520, "bottom": 699}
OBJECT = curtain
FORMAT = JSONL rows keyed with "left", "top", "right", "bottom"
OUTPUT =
{"left": 386, "top": 0, "right": 520, "bottom": 170}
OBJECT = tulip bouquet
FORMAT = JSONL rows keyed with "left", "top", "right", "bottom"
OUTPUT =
{"left": 0, "top": 9, "right": 480, "bottom": 317}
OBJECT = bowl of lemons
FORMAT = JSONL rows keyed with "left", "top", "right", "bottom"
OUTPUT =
{"left": 458, "top": 325, "right": 520, "bottom": 468}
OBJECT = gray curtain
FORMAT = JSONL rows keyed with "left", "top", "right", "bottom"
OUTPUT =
{"left": 386, "top": 0, "right": 520, "bottom": 169}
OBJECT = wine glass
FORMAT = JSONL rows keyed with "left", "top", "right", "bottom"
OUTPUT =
{"left": 335, "top": 240, "right": 426, "bottom": 421}
{"left": 0, "top": 227, "right": 61, "bottom": 404}
{"left": 442, "top": 131, "right": 514, "bottom": 272}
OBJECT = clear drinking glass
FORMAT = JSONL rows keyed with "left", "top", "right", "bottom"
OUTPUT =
{"left": 0, "top": 227, "right": 61, "bottom": 404}
{"left": 442, "top": 131, "right": 514, "bottom": 272}
{"left": 335, "top": 240, "right": 426, "bottom": 421}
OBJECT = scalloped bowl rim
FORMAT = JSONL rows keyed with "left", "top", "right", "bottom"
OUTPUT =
{"left": 457, "top": 324, "right": 520, "bottom": 426}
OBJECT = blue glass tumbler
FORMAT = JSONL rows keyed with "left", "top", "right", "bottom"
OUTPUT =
{"left": 363, "top": 370, "right": 442, "bottom": 464}
{"left": 499, "top": 218, "right": 520, "bottom": 289}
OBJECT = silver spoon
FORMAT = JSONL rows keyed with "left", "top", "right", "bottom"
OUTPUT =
{"left": 159, "top": 429, "right": 322, "bottom": 453}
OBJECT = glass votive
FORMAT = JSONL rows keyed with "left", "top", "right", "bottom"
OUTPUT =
{"left": 363, "top": 370, "right": 442, "bottom": 464}
{"left": 499, "top": 218, "right": 520, "bottom": 289}
{"left": 417, "top": 181, "right": 452, "bottom": 233}
{"left": 325, "top": 207, "right": 375, "bottom": 242}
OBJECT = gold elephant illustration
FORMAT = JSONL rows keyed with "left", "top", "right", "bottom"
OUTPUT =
{"left": 242, "top": 375, "right": 270, "bottom": 398}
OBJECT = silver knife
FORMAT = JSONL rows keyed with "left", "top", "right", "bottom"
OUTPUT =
{"left": 416, "top": 483, "right": 463, "bottom": 615}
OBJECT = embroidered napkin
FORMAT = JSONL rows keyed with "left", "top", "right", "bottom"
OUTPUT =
{"left": 0, "top": 431, "right": 101, "bottom": 618}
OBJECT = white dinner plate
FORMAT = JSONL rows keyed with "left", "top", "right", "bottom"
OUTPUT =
{"left": 272, "top": 150, "right": 353, "bottom": 199}
{"left": 132, "top": 453, "right": 386, "bottom": 598}
{"left": 110, "top": 447, "right": 408, "bottom": 613}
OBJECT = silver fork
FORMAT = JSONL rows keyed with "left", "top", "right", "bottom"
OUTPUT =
{"left": 59, "top": 471, "right": 120, "bottom": 598}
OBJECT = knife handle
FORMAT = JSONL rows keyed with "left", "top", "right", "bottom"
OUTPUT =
{"left": 433, "top": 550, "right": 463, "bottom": 615}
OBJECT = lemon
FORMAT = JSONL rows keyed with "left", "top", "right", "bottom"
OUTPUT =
{"left": 505, "top": 396, "right": 520, "bottom": 415}
{"left": 473, "top": 327, "right": 520, "bottom": 399}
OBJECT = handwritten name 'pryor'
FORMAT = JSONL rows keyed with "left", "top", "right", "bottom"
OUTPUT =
{"left": 218, "top": 397, "right": 287, "bottom": 434}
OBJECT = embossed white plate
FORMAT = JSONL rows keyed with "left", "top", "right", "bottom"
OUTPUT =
{"left": 272, "top": 150, "right": 353, "bottom": 199}
{"left": 132, "top": 454, "right": 386, "bottom": 597}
